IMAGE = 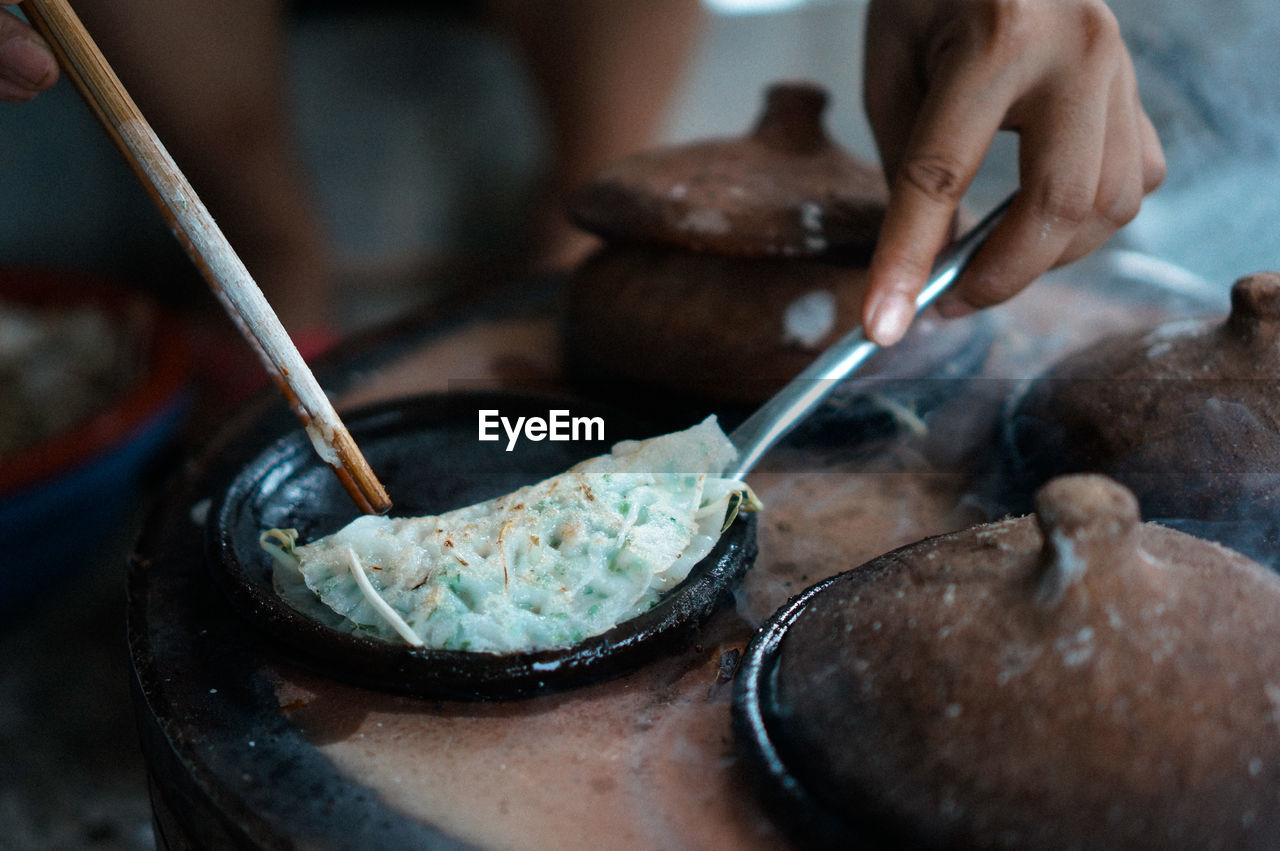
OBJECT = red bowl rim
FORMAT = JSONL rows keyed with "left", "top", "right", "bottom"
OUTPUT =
{"left": 0, "top": 267, "right": 191, "bottom": 496}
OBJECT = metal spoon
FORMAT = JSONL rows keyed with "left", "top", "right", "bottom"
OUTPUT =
{"left": 726, "top": 193, "right": 1015, "bottom": 480}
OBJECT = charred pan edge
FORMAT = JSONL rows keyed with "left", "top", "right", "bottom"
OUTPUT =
{"left": 732, "top": 576, "right": 847, "bottom": 844}
{"left": 732, "top": 572, "right": 913, "bottom": 849}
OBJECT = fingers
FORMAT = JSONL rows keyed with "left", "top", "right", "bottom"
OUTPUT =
{"left": 862, "top": 0, "right": 926, "bottom": 186}
{"left": 1054, "top": 60, "right": 1148, "bottom": 268}
{"left": 962, "top": 52, "right": 1162, "bottom": 303}
{"left": 954, "top": 55, "right": 1113, "bottom": 309}
{"left": 1138, "top": 109, "right": 1167, "bottom": 194}
{"left": 0, "top": 6, "right": 58, "bottom": 102}
{"left": 863, "top": 22, "right": 1018, "bottom": 345}
{"left": 862, "top": 0, "right": 1168, "bottom": 344}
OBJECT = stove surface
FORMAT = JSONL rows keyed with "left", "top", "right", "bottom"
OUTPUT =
{"left": 128, "top": 257, "right": 1221, "bottom": 847}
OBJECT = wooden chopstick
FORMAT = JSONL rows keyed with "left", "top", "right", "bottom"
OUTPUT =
{"left": 23, "top": 0, "right": 392, "bottom": 515}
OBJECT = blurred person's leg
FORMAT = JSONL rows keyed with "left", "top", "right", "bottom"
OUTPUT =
{"left": 65, "top": 0, "right": 704, "bottom": 323}
{"left": 482, "top": 0, "right": 706, "bottom": 271}
{"left": 71, "top": 0, "right": 336, "bottom": 336}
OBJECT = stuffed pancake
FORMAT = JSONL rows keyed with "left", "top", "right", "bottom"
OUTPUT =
{"left": 261, "top": 417, "right": 759, "bottom": 654}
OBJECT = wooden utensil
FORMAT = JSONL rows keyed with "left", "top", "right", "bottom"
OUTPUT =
{"left": 21, "top": 0, "right": 391, "bottom": 515}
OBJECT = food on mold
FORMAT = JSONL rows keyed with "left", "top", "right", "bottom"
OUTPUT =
{"left": 262, "top": 417, "right": 760, "bottom": 653}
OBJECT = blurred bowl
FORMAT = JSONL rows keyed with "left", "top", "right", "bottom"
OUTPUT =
{"left": 0, "top": 268, "right": 191, "bottom": 616}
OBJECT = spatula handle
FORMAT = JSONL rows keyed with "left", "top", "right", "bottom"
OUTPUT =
{"left": 726, "top": 193, "right": 1014, "bottom": 480}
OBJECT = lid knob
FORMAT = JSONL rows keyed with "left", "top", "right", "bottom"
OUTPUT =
{"left": 751, "top": 81, "right": 832, "bottom": 156}
{"left": 1227, "top": 271, "right": 1280, "bottom": 344}
{"left": 1032, "top": 474, "right": 1140, "bottom": 607}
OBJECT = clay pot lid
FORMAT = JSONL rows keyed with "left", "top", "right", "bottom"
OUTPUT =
{"left": 1003, "top": 271, "right": 1280, "bottom": 530}
{"left": 1024, "top": 271, "right": 1280, "bottom": 383}
{"left": 736, "top": 474, "right": 1280, "bottom": 846}
{"left": 567, "top": 81, "right": 888, "bottom": 258}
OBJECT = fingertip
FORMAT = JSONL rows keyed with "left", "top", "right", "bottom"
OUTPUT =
{"left": 0, "top": 34, "right": 58, "bottom": 91}
{"left": 1140, "top": 114, "right": 1167, "bottom": 193}
{"left": 864, "top": 288, "right": 914, "bottom": 347}
{"left": 934, "top": 291, "right": 978, "bottom": 319}
{"left": 946, "top": 238, "right": 1028, "bottom": 312}
{"left": 0, "top": 78, "right": 39, "bottom": 102}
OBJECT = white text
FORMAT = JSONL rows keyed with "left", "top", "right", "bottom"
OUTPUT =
{"left": 478, "top": 409, "right": 605, "bottom": 451}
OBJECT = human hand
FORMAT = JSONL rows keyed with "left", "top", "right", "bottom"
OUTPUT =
{"left": 1, "top": 3, "right": 58, "bottom": 102}
{"left": 861, "top": 0, "right": 1165, "bottom": 346}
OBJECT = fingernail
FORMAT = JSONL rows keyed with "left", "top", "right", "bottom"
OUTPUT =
{"left": 0, "top": 37, "right": 56, "bottom": 88}
{"left": 866, "top": 292, "right": 913, "bottom": 346}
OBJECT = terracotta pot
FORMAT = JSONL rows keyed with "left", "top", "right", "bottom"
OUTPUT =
{"left": 565, "top": 244, "right": 870, "bottom": 404}
{"left": 1004, "top": 271, "right": 1280, "bottom": 543}
{"left": 564, "top": 81, "right": 888, "bottom": 405}
{"left": 735, "top": 474, "right": 1280, "bottom": 847}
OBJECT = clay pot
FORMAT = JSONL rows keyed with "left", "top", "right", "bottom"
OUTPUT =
{"left": 1004, "top": 271, "right": 1280, "bottom": 555}
{"left": 735, "top": 474, "right": 1280, "bottom": 847}
{"left": 566, "top": 245, "right": 870, "bottom": 404}
{"left": 564, "top": 81, "right": 888, "bottom": 405}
